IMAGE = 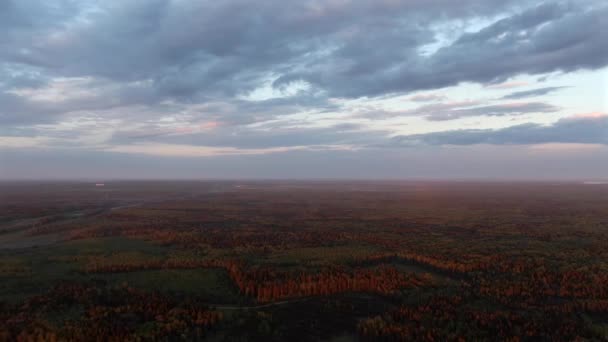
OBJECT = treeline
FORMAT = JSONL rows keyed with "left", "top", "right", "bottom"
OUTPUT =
{"left": 84, "top": 255, "right": 436, "bottom": 303}
{"left": 233, "top": 265, "right": 433, "bottom": 303}
{"left": 84, "top": 249, "right": 608, "bottom": 311}
{"left": 356, "top": 253, "right": 608, "bottom": 305}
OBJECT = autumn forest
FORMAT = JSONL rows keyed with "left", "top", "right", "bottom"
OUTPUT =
{"left": 1, "top": 181, "right": 607, "bottom": 341}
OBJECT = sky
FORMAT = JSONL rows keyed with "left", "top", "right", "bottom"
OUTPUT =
{"left": 0, "top": 0, "right": 607, "bottom": 180}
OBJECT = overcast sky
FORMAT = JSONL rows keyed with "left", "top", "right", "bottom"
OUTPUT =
{"left": 0, "top": 0, "right": 607, "bottom": 180}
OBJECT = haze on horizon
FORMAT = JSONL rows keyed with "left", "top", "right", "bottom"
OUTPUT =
{"left": 0, "top": 0, "right": 607, "bottom": 180}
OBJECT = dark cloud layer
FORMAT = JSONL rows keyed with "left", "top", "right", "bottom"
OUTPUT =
{"left": 1, "top": 0, "right": 606, "bottom": 125}
{"left": 275, "top": 1, "right": 607, "bottom": 97}
{"left": 392, "top": 115, "right": 608, "bottom": 146}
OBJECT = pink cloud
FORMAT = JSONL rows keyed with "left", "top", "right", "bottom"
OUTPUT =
{"left": 571, "top": 112, "right": 607, "bottom": 119}
{"left": 199, "top": 121, "right": 221, "bottom": 130}
{"left": 485, "top": 81, "right": 529, "bottom": 89}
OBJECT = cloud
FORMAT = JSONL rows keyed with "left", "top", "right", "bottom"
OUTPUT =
{"left": 501, "top": 86, "right": 569, "bottom": 99}
{"left": 276, "top": 1, "right": 608, "bottom": 97}
{"left": 485, "top": 81, "right": 530, "bottom": 89}
{"left": 424, "top": 102, "right": 559, "bottom": 121}
{"left": 409, "top": 93, "right": 447, "bottom": 102}
{"left": 0, "top": 136, "right": 54, "bottom": 148}
{"left": 105, "top": 143, "right": 311, "bottom": 157}
{"left": 2, "top": 0, "right": 606, "bottom": 114}
{"left": 359, "top": 101, "right": 559, "bottom": 121}
{"left": 391, "top": 114, "right": 608, "bottom": 146}
{"left": 0, "top": 0, "right": 605, "bottom": 179}
{"left": 573, "top": 112, "right": 607, "bottom": 119}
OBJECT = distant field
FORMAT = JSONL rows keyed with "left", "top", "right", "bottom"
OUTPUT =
{"left": 1, "top": 181, "right": 607, "bottom": 340}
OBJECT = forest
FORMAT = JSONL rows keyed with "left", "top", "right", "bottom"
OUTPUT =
{"left": 1, "top": 180, "right": 607, "bottom": 341}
